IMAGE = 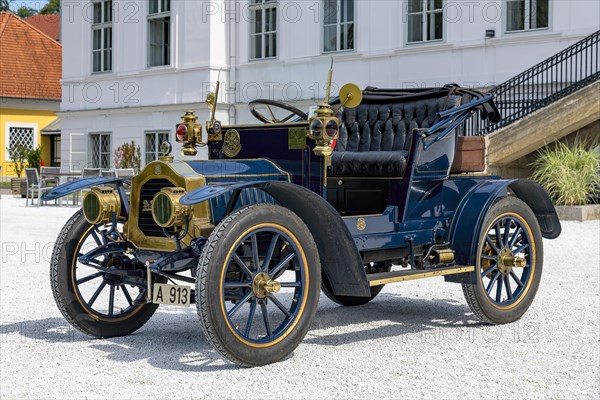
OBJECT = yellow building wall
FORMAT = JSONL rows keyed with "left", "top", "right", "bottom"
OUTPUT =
{"left": 0, "top": 108, "right": 57, "bottom": 178}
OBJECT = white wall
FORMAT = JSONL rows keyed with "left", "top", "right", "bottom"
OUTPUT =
{"left": 60, "top": 0, "right": 600, "bottom": 163}
{"left": 232, "top": 0, "right": 599, "bottom": 104}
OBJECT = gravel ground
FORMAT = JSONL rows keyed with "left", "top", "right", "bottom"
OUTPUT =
{"left": 1, "top": 195, "right": 598, "bottom": 399}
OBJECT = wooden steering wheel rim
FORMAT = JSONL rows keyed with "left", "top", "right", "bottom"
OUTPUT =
{"left": 249, "top": 99, "right": 308, "bottom": 124}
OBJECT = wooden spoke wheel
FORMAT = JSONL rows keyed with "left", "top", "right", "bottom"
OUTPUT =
{"left": 462, "top": 197, "right": 543, "bottom": 324}
{"left": 50, "top": 210, "right": 161, "bottom": 338}
{"left": 197, "top": 204, "right": 321, "bottom": 367}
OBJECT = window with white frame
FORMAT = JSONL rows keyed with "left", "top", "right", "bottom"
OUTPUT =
{"left": 506, "top": 0, "right": 549, "bottom": 32}
{"left": 8, "top": 126, "right": 35, "bottom": 152}
{"left": 92, "top": 0, "right": 113, "bottom": 73}
{"left": 4, "top": 124, "right": 37, "bottom": 168}
{"left": 145, "top": 131, "right": 169, "bottom": 165}
{"left": 250, "top": 0, "right": 277, "bottom": 60}
{"left": 90, "top": 133, "right": 111, "bottom": 169}
{"left": 148, "top": 0, "right": 171, "bottom": 67}
{"left": 323, "top": 0, "right": 354, "bottom": 53}
{"left": 406, "top": 0, "right": 443, "bottom": 44}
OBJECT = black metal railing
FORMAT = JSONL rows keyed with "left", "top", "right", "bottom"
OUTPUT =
{"left": 465, "top": 30, "right": 599, "bottom": 135}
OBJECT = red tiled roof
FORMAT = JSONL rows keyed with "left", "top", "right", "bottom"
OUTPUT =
{"left": 25, "top": 14, "right": 60, "bottom": 42}
{"left": 0, "top": 12, "right": 62, "bottom": 101}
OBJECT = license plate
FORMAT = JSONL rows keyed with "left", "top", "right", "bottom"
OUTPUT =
{"left": 152, "top": 283, "right": 192, "bottom": 307}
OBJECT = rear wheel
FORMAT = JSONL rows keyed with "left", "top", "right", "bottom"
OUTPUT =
{"left": 321, "top": 262, "right": 391, "bottom": 306}
{"left": 462, "top": 197, "right": 543, "bottom": 324}
{"left": 50, "top": 210, "right": 161, "bottom": 338}
{"left": 197, "top": 204, "right": 320, "bottom": 367}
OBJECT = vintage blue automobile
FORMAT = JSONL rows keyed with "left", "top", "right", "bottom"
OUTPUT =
{"left": 44, "top": 72, "right": 561, "bottom": 367}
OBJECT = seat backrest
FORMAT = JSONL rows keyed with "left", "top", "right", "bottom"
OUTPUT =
{"left": 82, "top": 168, "right": 101, "bottom": 178}
{"left": 41, "top": 166, "right": 60, "bottom": 177}
{"left": 335, "top": 94, "right": 463, "bottom": 153}
{"left": 115, "top": 168, "right": 135, "bottom": 178}
{"left": 100, "top": 170, "right": 116, "bottom": 178}
{"left": 25, "top": 168, "right": 39, "bottom": 186}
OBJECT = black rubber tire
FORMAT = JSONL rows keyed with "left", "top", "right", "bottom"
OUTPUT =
{"left": 196, "top": 204, "right": 321, "bottom": 367}
{"left": 321, "top": 262, "right": 390, "bottom": 306}
{"left": 50, "top": 210, "right": 159, "bottom": 338}
{"left": 462, "top": 196, "right": 544, "bottom": 324}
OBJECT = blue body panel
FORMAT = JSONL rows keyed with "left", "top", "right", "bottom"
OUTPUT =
{"left": 208, "top": 123, "right": 324, "bottom": 194}
{"left": 184, "top": 159, "right": 290, "bottom": 180}
{"left": 343, "top": 176, "right": 500, "bottom": 252}
{"left": 182, "top": 159, "right": 288, "bottom": 223}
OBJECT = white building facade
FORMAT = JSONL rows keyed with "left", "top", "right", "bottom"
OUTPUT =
{"left": 59, "top": 0, "right": 600, "bottom": 170}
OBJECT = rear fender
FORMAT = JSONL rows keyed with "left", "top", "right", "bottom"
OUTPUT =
{"left": 449, "top": 178, "right": 561, "bottom": 267}
{"left": 182, "top": 181, "right": 371, "bottom": 298}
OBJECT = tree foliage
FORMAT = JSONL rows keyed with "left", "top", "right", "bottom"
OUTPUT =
{"left": 16, "top": 6, "right": 36, "bottom": 18}
{"left": 0, "top": 0, "right": 59, "bottom": 16}
{"left": 40, "top": 0, "right": 59, "bottom": 14}
{"left": 7, "top": 144, "right": 29, "bottom": 177}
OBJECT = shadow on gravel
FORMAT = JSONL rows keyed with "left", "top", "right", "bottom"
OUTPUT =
{"left": 0, "top": 312, "right": 235, "bottom": 372}
{"left": 0, "top": 318, "right": 90, "bottom": 343}
{"left": 1, "top": 295, "right": 481, "bottom": 371}
{"left": 305, "top": 294, "right": 481, "bottom": 346}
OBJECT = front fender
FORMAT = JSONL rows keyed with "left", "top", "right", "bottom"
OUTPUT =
{"left": 180, "top": 181, "right": 271, "bottom": 206}
{"left": 42, "top": 177, "right": 130, "bottom": 201}
{"left": 449, "top": 178, "right": 561, "bottom": 267}
{"left": 182, "top": 181, "right": 371, "bottom": 298}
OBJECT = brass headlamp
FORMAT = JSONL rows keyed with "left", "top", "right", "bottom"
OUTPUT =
{"left": 176, "top": 111, "right": 204, "bottom": 156}
{"left": 308, "top": 106, "right": 339, "bottom": 158}
{"left": 151, "top": 187, "right": 190, "bottom": 228}
{"left": 82, "top": 187, "right": 121, "bottom": 225}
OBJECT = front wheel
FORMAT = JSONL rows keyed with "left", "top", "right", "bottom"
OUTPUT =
{"left": 462, "top": 196, "right": 543, "bottom": 324}
{"left": 197, "top": 204, "right": 321, "bottom": 367}
{"left": 50, "top": 210, "right": 160, "bottom": 338}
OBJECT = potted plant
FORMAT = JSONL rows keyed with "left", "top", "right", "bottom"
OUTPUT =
{"left": 531, "top": 138, "right": 600, "bottom": 220}
{"left": 7, "top": 144, "right": 28, "bottom": 196}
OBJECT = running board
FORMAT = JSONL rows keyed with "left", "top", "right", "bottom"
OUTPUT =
{"left": 368, "top": 266, "right": 474, "bottom": 286}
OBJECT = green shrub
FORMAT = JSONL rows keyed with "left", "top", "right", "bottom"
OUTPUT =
{"left": 27, "top": 146, "right": 43, "bottom": 172}
{"left": 531, "top": 139, "right": 600, "bottom": 206}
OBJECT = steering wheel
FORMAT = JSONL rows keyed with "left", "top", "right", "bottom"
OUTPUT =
{"left": 249, "top": 99, "right": 308, "bottom": 124}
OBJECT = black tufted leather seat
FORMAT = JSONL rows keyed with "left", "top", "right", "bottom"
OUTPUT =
{"left": 330, "top": 151, "right": 408, "bottom": 176}
{"left": 331, "top": 91, "right": 462, "bottom": 177}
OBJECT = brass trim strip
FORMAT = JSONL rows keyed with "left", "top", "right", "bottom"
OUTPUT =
{"left": 205, "top": 174, "right": 289, "bottom": 178}
{"left": 328, "top": 176, "right": 405, "bottom": 180}
{"left": 368, "top": 266, "right": 474, "bottom": 286}
{"left": 221, "top": 122, "right": 309, "bottom": 129}
{"left": 450, "top": 173, "right": 491, "bottom": 177}
{"left": 341, "top": 212, "right": 385, "bottom": 219}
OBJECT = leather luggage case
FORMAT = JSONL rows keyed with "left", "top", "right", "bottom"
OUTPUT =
{"left": 451, "top": 136, "right": 485, "bottom": 173}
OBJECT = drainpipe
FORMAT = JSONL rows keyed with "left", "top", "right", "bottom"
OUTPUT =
{"left": 228, "top": 0, "right": 237, "bottom": 125}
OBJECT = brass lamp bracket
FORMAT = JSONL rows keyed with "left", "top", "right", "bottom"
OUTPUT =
{"left": 206, "top": 70, "right": 223, "bottom": 142}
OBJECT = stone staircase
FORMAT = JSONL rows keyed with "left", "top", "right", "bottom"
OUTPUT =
{"left": 468, "top": 30, "right": 600, "bottom": 178}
